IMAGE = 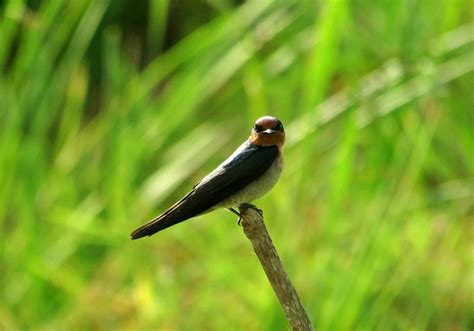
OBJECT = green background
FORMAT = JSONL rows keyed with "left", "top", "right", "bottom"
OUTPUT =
{"left": 1, "top": 0, "right": 473, "bottom": 330}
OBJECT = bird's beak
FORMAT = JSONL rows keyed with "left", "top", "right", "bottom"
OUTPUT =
{"left": 263, "top": 129, "right": 278, "bottom": 134}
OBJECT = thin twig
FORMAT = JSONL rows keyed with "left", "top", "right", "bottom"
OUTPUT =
{"left": 239, "top": 204, "right": 314, "bottom": 331}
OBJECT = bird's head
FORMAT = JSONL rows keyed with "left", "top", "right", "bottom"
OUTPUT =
{"left": 249, "top": 116, "right": 285, "bottom": 147}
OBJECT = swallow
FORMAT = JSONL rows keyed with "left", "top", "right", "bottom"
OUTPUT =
{"left": 130, "top": 116, "right": 285, "bottom": 239}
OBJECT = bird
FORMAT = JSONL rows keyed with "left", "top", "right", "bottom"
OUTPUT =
{"left": 130, "top": 116, "right": 285, "bottom": 239}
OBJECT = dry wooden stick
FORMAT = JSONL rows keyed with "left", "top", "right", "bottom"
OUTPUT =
{"left": 238, "top": 204, "right": 314, "bottom": 331}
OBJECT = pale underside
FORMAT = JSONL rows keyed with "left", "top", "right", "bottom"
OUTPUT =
{"left": 211, "top": 154, "right": 283, "bottom": 210}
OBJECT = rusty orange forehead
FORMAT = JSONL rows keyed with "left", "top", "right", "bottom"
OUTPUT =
{"left": 255, "top": 116, "right": 280, "bottom": 129}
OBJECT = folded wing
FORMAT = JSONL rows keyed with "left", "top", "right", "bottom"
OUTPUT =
{"left": 130, "top": 143, "right": 278, "bottom": 239}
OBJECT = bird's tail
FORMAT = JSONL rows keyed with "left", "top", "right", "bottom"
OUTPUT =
{"left": 130, "top": 213, "right": 186, "bottom": 239}
{"left": 130, "top": 191, "right": 201, "bottom": 239}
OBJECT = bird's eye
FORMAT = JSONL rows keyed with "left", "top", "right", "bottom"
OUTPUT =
{"left": 275, "top": 122, "right": 284, "bottom": 132}
{"left": 254, "top": 125, "right": 264, "bottom": 132}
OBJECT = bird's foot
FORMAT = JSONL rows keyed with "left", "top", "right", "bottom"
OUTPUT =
{"left": 238, "top": 203, "right": 263, "bottom": 217}
{"left": 228, "top": 204, "right": 263, "bottom": 226}
{"left": 227, "top": 208, "right": 243, "bottom": 226}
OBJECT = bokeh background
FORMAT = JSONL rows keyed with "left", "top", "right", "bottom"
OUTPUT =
{"left": 1, "top": 0, "right": 473, "bottom": 330}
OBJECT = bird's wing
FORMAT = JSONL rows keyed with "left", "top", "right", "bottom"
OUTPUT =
{"left": 130, "top": 143, "right": 278, "bottom": 239}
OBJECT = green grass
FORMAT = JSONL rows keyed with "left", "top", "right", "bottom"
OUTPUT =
{"left": 1, "top": 0, "right": 473, "bottom": 330}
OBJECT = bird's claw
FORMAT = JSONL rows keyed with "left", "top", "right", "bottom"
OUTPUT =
{"left": 227, "top": 208, "right": 242, "bottom": 226}
{"left": 229, "top": 204, "right": 263, "bottom": 226}
{"left": 238, "top": 203, "right": 263, "bottom": 216}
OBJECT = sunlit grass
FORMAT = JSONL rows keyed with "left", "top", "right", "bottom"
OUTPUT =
{"left": 1, "top": 0, "right": 473, "bottom": 330}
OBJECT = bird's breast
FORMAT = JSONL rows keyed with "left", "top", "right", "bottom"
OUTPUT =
{"left": 217, "top": 153, "right": 283, "bottom": 208}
